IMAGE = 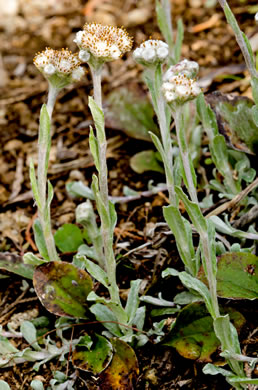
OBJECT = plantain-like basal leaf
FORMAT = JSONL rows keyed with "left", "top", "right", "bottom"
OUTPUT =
{"left": 98, "top": 338, "right": 139, "bottom": 390}
{"left": 198, "top": 252, "right": 258, "bottom": 299}
{"left": 72, "top": 334, "right": 113, "bottom": 374}
{"left": 33, "top": 261, "right": 93, "bottom": 318}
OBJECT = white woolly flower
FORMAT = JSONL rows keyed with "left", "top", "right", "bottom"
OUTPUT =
{"left": 74, "top": 23, "right": 133, "bottom": 64}
{"left": 162, "top": 73, "right": 201, "bottom": 104}
{"left": 34, "top": 47, "right": 84, "bottom": 88}
{"left": 133, "top": 40, "right": 169, "bottom": 66}
{"left": 164, "top": 59, "right": 199, "bottom": 80}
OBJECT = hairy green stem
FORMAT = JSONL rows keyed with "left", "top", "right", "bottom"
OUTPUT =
{"left": 157, "top": 95, "right": 176, "bottom": 204}
{"left": 218, "top": 0, "right": 257, "bottom": 78}
{"left": 90, "top": 65, "right": 102, "bottom": 109}
{"left": 174, "top": 105, "right": 198, "bottom": 204}
{"left": 37, "top": 84, "right": 59, "bottom": 261}
{"left": 174, "top": 101, "right": 245, "bottom": 382}
{"left": 90, "top": 66, "right": 121, "bottom": 307}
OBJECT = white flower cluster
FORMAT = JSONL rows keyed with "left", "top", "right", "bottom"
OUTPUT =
{"left": 74, "top": 23, "right": 133, "bottom": 63}
{"left": 133, "top": 40, "right": 169, "bottom": 65}
{"left": 164, "top": 59, "right": 199, "bottom": 80}
{"left": 162, "top": 60, "right": 201, "bottom": 104}
{"left": 34, "top": 48, "right": 84, "bottom": 87}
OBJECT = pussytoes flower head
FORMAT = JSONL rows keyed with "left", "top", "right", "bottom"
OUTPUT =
{"left": 164, "top": 59, "right": 199, "bottom": 80}
{"left": 34, "top": 48, "right": 84, "bottom": 89}
{"left": 74, "top": 23, "right": 133, "bottom": 66}
{"left": 133, "top": 40, "right": 169, "bottom": 66}
{"left": 162, "top": 60, "right": 201, "bottom": 104}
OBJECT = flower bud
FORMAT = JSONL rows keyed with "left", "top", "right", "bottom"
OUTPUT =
{"left": 164, "top": 59, "right": 199, "bottom": 80}
{"left": 34, "top": 47, "right": 84, "bottom": 89}
{"left": 76, "top": 200, "right": 95, "bottom": 226}
{"left": 74, "top": 23, "right": 133, "bottom": 66}
{"left": 162, "top": 60, "right": 201, "bottom": 104}
{"left": 133, "top": 40, "right": 169, "bottom": 66}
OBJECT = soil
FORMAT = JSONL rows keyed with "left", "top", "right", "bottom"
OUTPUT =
{"left": 0, "top": 0, "right": 257, "bottom": 389}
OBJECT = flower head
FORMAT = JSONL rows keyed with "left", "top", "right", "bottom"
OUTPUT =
{"left": 74, "top": 23, "right": 133, "bottom": 66}
{"left": 133, "top": 40, "right": 169, "bottom": 66}
{"left": 164, "top": 59, "right": 199, "bottom": 80}
{"left": 162, "top": 60, "right": 201, "bottom": 104}
{"left": 34, "top": 48, "right": 84, "bottom": 89}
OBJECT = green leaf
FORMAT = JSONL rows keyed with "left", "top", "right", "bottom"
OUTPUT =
{"left": 203, "top": 363, "right": 233, "bottom": 377}
{"left": 173, "top": 19, "right": 184, "bottom": 64}
{"left": 29, "top": 160, "right": 41, "bottom": 209}
{"left": 84, "top": 258, "right": 109, "bottom": 288}
{"left": 198, "top": 252, "right": 258, "bottom": 299}
{"left": 91, "top": 175, "right": 111, "bottom": 231}
{"left": 23, "top": 252, "right": 46, "bottom": 267}
{"left": 133, "top": 306, "right": 146, "bottom": 331}
{"left": 175, "top": 187, "right": 207, "bottom": 233}
{"left": 98, "top": 339, "right": 139, "bottom": 389}
{"left": 150, "top": 307, "right": 180, "bottom": 317}
{"left": 163, "top": 303, "right": 245, "bottom": 363}
{"left": 174, "top": 291, "right": 203, "bottom": 305}
{"left": 206, "top": 92, "right": 258, "bottom": 154}
{"left": 109, "top": 200, "right": 117, "bottom": 233}
{"left": 149, "top": 132, "right": 168, "bottom": 170}
{"left": 106, "top": 87, "right": 158, "bottom": 141}
{"left": 88, "top": 96, "right": 105, "bottom": 144}
{"left": 251, "top": 76, "right": 258, "bottom": 107}
{"left": 33, "top": 261, "right": 93, "bottom": 318}
{"left": 163, "top": 303, "right": 219, "bottom": 361}
{"left": 33, "top": 219, "right": 49, "bottom": 261}
{"left": 0, "top": 252, "right": 34, "bottom": 280}
{"left": 54, "top": 224, "right": 84, "bottom": 253}
{"left": 66, "top": 181, "right": 94, "bottom": 200}
{"left": 0, "top": 381, "right": 11, "bottom": 390}
{"left": 130, "top": 150, "right": 164, "bottom": 174}
{"left": 156, "top": 0, "right": 173, "bottom": 49}
{"left": 30, "top": 380, "right": 44, "bottom": 390}
{"left": 125, "top": 279, "right": 142, "bottom": 324}
{"left": 39, "top": 104, "right": 51, "bottom": 176}
{"left": 229, "top": 377, "right": 258, "bottom": 385}
{"left": 87, "top": 292, "right": 128, "bottom": 326}
{"left": 0, "top": 336, "right": 19, "bottom": 354}
{"left": 163, "top": 205, "right": 196, "bottom": 275}
{"left": 211, "top": 135, "right": 230, "bottom": 175}
{"left": 21, "top": 321, "right": 41, "bottom": 351}
{"left": 197, "top": 93, "right": 218, "bottom": 141}
{"left": 162, "top": 267, "right": 180, "bottom": 278}
{"left": 178, "top": 272, "right": 215, "bottom": 318}
{"left": 72, "top": 334, "right": 113, "bottom": 374}
{"left": 213, "top": 315, "right": 244, "bottom": 377}
{"left": 223, "top": 3, "right": 255, "bottom": 75}
{"left": 89, "top": 126, "right": 100, "bottom": 172}
{"left": 90, "top": 303, "right": 123, "bottom": 337}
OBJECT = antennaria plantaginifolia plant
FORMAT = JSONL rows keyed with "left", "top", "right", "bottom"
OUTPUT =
{"left": 29, "top": 49, "right": 85, "bottom": 262}
{"left": 1, "top": 1, "right": 258, "bottom": 389}
{"left": 134, "top": 5, "right": 258, "bottom": 388}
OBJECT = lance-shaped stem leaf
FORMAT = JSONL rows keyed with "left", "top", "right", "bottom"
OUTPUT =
{"left": 32, "top": 103, "right": 59, "bottom": 261}
{"left": 163, "top": 205, "right": 197, "bottom": 276}
{"left": 173, "top": 104, "right": 198, "bottom": 203}
{"left": 218, "top": 0, "right": 258, "bottom": 130}
{"left": 145, "top": 65, "right": 176, "bottom": 204}
{"left": 175, "top": 186, "right": 219, "bottom": 317}
{"left": 88, "top": 96, "right": 128, "bottom": 331}
{"left": 196, "top": 93, "right": 240, "bottom": 194}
